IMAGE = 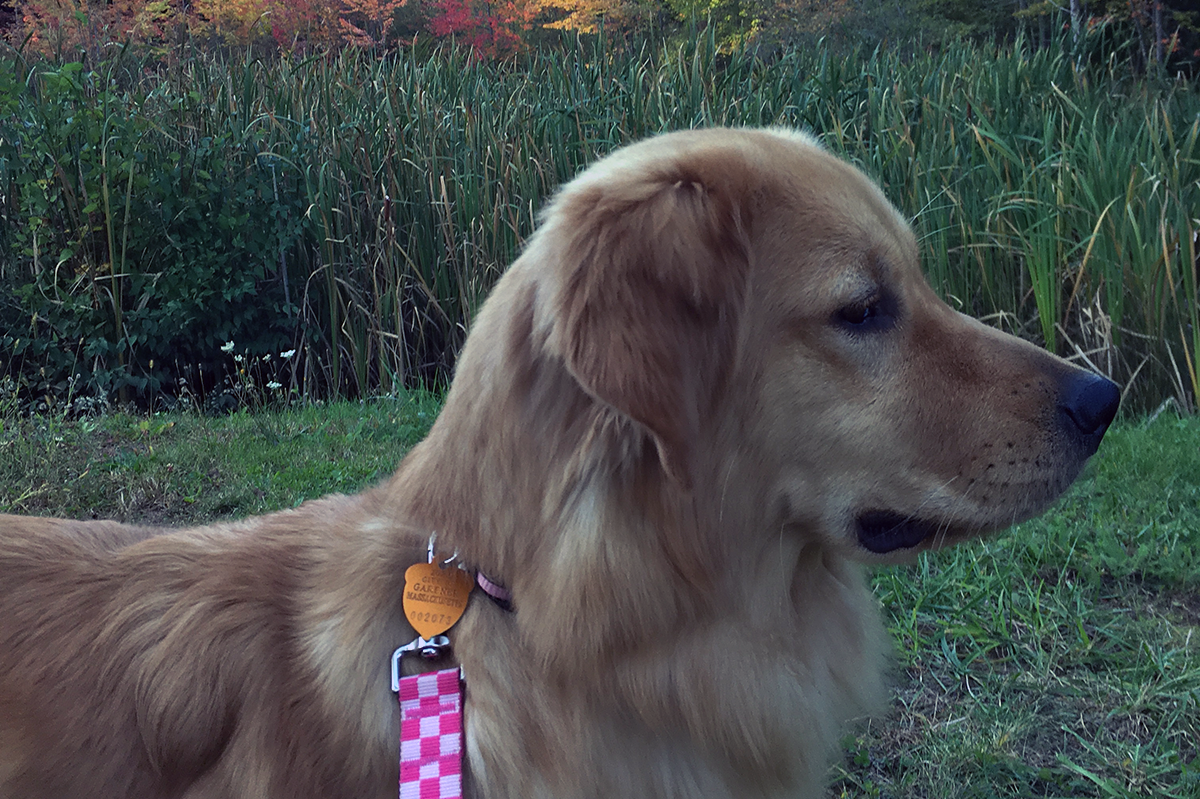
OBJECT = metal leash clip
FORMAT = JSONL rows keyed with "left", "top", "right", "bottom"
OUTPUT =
{"left": 391, "top": 635, "right": 451, "bottom": 692}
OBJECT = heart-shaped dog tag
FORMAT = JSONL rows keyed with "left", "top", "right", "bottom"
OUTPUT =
{"left": 403, "top": 562, "right": 473, "bottom": 639}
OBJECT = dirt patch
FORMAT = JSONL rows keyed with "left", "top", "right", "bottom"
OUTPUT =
{"left": 1164, "top": 590, "right": 1200, "bottom": 628}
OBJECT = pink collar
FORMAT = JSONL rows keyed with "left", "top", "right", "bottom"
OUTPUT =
{"left": 475, "top": 571, "right": 513, "bottom": 611}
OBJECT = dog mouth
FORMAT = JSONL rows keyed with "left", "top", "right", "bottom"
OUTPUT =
{"left": 855, "top": 510, "right": 945, "bottom": 554}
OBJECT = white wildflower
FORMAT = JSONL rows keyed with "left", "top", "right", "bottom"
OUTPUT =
{"left": 220, "top": 341, "right": 235, "bottom": 353}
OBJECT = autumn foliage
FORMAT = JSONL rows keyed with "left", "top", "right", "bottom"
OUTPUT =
{"left": 7, "top": 0, "right": 673, "bottom": 56}
{"left": 6, "top": 0, "right": 1199, "bottom": 68}
{"left": 187, "top": 0, "right": 341, "bottom": 49}
{"left": 16, "top": 0, "right": 180, "bottom": 54}
{"left": 339, "top": 0, "right": 407, "bottom": 47}
{"left": 427, "top": 0, "right": 537, "bottom": 56}
{"left": 7, "top": 0, "right": 592, "bottom": 55}
{"left": 11, "top": 0, "right": 468, "bottom": 54}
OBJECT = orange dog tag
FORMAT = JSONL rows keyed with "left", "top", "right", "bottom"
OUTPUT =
{"left": 403, "top": 562, "right": 473, "bottom": 639}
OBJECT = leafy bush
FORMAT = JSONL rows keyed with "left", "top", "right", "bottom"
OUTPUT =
{"left": 1, "top": 55, "right": 301, "bottom": 407}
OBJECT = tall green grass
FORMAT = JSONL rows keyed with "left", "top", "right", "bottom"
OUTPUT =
{"left": 2, "top": 34, "right": 1198, "bottom": 410}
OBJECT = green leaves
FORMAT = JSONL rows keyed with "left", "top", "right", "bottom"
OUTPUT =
{"left": 2, "top": 53, "right": 301, "bottom": 408}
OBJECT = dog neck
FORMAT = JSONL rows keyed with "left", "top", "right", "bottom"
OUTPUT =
{"left": 384, "top": 268, "right": 805, "bottom": 671}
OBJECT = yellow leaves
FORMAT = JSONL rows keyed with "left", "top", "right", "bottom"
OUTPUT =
{"left": 536, "top": 0, "right": 651, "bottom": 33}
{"left": 538, "top": 0, "right": 607, "bottom": 33}
{"left": 190, "top": 0, "right": 269, "bottom": 43}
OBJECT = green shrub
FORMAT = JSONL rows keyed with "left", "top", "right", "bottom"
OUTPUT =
{"left": 1, "top": 56, "right": 301, "bottom": 406}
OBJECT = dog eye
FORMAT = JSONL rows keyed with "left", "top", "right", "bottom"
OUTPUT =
{"left": 838, "top": 302, "right": 878, "bottom": 326}
{"left": 833, "top": 293, "right": 896, "bottom": 332}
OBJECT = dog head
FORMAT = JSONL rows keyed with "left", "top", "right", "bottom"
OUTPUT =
{"left": 528, "top": 127, "right": 1119, "bottom": 562}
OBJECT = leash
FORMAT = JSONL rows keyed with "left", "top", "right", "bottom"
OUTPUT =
{"left": 396, "top": 666, "right": 464, "bottom": 799}
{"left": 392, "top": 536, "right": 512, "bottom": 799}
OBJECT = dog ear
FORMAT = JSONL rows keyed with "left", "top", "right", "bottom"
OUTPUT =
{"left": 551, "top": 166, "right": 751, "bottom": 489}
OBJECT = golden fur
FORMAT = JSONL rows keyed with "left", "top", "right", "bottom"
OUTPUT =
{"left": 0, "top": 128, "right": 1119, "bottom": 798}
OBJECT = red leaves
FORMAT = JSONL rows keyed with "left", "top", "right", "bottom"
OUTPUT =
{"left": 427, "top": 0, "right": 536, "bottom": 58}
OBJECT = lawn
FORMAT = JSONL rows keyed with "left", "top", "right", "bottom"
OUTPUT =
{"left": 1, "top": 400, "right": 1197, "bottom": 798}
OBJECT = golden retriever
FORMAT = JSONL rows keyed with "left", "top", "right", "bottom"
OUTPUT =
{"left": 0, "top": 128, "right": 1119, "bottom": 798}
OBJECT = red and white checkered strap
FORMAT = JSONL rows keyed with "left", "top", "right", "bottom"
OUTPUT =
{"left": 398, "top": 668, "right": 464, "bottom": 799}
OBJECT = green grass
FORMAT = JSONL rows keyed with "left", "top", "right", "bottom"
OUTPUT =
{"left": 839, "top": 415, "right": 1200, "bottom": 798}
{"left": 0, "top": 394, "right": 440, "bottom": 522}
{"left": 2, "top": 402, "right": 1198, "bottom": 797}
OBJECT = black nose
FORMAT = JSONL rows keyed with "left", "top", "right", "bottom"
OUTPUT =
{"left": 1058, "top": 371, "right": 1120, "bottom": 449}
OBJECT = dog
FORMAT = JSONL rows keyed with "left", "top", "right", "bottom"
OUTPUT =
{"left": 0, "top": 128, "right": 1119, "bottom": 798}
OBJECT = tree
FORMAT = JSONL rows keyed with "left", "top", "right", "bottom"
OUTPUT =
{"left": 189, "top": 0, "right": 338, "bottom": 48}
{"left": 427, "top": 0, "right": 537, "bottom": 56}
{"left": 338, "top": 0, "right": 406, "bottom": 46}
{"left": 16, "top": 0, "right": 177, "bottom": 54}
{"left": 539, "top": 0, "right": 655, "bottom": 33}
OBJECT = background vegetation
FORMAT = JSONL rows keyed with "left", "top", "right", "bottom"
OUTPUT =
{"left": 1, "top": 400, "right": 1196, "bottom": 797}
{"left": 2, "top": 26, "right": 1198, "bottom": 414}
